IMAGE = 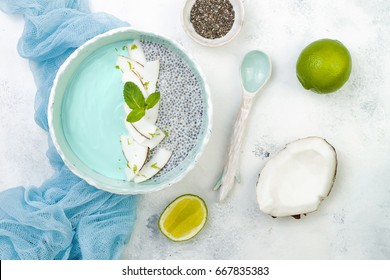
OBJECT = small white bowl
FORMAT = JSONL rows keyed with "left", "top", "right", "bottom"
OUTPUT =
{"left": 181, "top": 0, "right": 245, "bottom": 47}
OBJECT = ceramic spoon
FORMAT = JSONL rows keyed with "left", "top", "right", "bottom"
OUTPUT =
{"left": 215, "top": 50, "right": 272, "bottom": 201}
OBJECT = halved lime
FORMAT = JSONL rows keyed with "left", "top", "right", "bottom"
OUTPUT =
{"left": 158, "top": 194, "right": 208, "bottom": 242}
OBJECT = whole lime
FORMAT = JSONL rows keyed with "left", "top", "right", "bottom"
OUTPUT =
{"left": 296, "top": 39, "right": 352, "bottom": 94}
{"left": 158, "top": 194, "right": 207, "bottom": 242}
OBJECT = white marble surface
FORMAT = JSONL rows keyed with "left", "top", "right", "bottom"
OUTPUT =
{"left": 1, "top": 0, "right": 390, "bottom": 259}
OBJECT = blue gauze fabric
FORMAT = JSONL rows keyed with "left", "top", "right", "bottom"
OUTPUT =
{"left": 0, "top": 0, "right": 139, "bottom": 260}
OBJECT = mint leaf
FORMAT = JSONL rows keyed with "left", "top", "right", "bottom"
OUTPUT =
{"left": 124, "top": 82, "right": 145, "bottom": 109}
{"left": 145, "top": 92, "right": 160, "bottom": 109}
{"left": 127, "top": 108, "right": 145, "bottom": 123}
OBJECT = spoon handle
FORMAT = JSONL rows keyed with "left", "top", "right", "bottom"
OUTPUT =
{"left": 219, "top": 93, "right": 254, "bottom": 201}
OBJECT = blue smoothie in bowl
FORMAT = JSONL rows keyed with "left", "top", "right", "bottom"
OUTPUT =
{"left": 48, "top": 28, "right": 212, "bottom": 194}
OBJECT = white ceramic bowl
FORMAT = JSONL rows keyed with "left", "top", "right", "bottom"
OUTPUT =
{"left": 181, "top": 0, "right": 245, "bottom": 47}
{"left": 48, "top": 27, "right": 212, "bottom": 194}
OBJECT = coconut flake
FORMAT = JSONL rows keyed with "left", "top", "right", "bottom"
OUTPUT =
{"left": 120, "top": 135, "right": 149, "bottom": 180}
{"left": 256, "top": 137, "right": 337, "bottom": 218}
{"left": 127, "top": 40, "right": 147, "bottom": 65}
{"left": 117, "top": 55, "right": 145, "bottom": 79}
{"left": 144, "top": 60, "right": 160, "bottom": 94}
{"left": 134, "top": 148, "right": 173, "bottom": 183}
{"left": 141, "top": 127, "right": 166, "bottom": 149}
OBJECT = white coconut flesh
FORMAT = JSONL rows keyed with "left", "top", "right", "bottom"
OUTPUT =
{"left": 120, "top": 135, "right": 149, "bottom": 180}
{"left": 143, "top": 105, "right": 159, "bottom": 125}
{"left": 134, "top": 148, "right": 173, "bottom": 183}
{"left": 124, "top": 118, "right": 148, "bottom": 144}
{"left": 124, "top": 165, "right": 136, "bottom": 181}
{"left": 141, "top": 128, "right": 166, "bottom": 149}
{"left": 127, "top": 40, "right": 147, "bottom": 65}
{"left": 121, "top": 71, "right": 147, "bottom": 97}
{"left": 256, "top": 137, "right": 337, "bottom": 218}
{"left": 131, "top": 119, "right": 158, "bottom": 139}
{"left": 144, "top": 60, "right": 160, "bottom": 94}
{"left": 124, "top": 112, "right": 166, "bottom": 148}
{"left": 143, "top": 60, "right": 161, "bottom": 124}
{"left": 118, "top": 42, "right": 171, "bottom": 183}
{"left": 123, "top": 108, "right": 164, "bottom": 148}
{"left": 116, "top": 55, "right": 145, "bottom": 79}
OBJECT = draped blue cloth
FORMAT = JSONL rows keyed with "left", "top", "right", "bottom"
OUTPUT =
{"left": 0, "top": 0, "right": 138, "bottom": 259}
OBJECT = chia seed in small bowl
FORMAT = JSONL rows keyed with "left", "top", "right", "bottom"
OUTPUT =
{"left": 182, "top": 0, "right": 244, "bottom": 47}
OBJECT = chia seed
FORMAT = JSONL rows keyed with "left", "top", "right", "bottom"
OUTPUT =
{"left": 190, "top": 0, "right": 235, "bottom": 39}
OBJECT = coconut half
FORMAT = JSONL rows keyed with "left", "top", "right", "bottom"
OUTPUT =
{"left": 256, "top": 137, "right": 337, "bottom": 218}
